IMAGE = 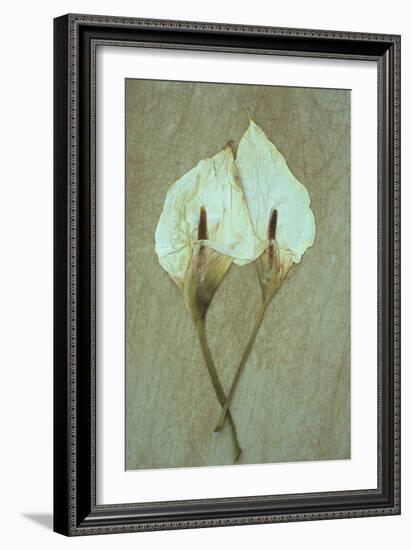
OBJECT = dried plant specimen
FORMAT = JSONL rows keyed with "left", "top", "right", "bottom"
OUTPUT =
{"left": 155, "top": 145, "right": 256, "bottom": 461}
{"left": 237, "top": 119, "right": 316, "bottom": 264}
{"left": 155, "top": 118, "right": 316, "bottom": 459}
{"left": 215, "top": 119, "right": 316, "bottom": 431}
{"left": 155, "top": 146, "right": 256, "bottom": 285}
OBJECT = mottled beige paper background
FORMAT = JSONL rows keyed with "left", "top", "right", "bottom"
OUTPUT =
{"left": 125, "top": 79, "right": 350, "bottom": 470}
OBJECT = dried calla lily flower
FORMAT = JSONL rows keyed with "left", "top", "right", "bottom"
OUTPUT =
{"left": 155, "top": 146, "right": 252, "bottom": 462}
{"left": 215, "top": 119, "right": 316, "bottom": 432}
{"left": 155, "top": 145, "right": 257, "bottom": 291}
{"left": 236, "top": 119, "right": 316, "bottom": 272}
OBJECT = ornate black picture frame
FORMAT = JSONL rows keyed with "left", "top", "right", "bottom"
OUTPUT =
{"left": 53, "top": 13, "right": 400, "bottom": 536}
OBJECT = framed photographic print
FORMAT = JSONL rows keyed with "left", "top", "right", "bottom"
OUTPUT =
{"left": 53, "top": 14, "right": 401, "bottom": 536}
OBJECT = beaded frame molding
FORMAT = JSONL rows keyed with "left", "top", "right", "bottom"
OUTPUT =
{"left": 53, "top": 13, "right": 401, "bottom": 536}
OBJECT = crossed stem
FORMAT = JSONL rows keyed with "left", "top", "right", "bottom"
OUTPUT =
{"left": 214, "top": 299, "right": 269, "bottom": 433}
{"left": 195, "top": 317, "right": 242, "bottom": 463}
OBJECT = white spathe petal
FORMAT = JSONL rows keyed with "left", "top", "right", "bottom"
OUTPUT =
{"left": 236, "top": 120, "right": 316, "bottom": 263}
{"left": 155, "top": 146, "right": 257, "bottom": 281}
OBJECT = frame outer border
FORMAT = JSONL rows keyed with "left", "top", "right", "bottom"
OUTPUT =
{"left": 53, "top": 13, "right": 401, "bottom": 536}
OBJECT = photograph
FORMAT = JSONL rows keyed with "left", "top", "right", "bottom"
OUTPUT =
{"left": 125, "top": 79, "right": 351, "bottom": 470}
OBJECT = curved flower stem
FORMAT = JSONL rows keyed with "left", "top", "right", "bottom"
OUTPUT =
{"left": 214, "top": 300, "right": 268, "bottom": 433}
{"left": 195, "top": 317, "right": 242, "bottom": 463}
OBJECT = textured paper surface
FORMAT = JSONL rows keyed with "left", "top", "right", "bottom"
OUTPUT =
{"left": 125, "top": 79, "right": 351, "bottom": 470}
